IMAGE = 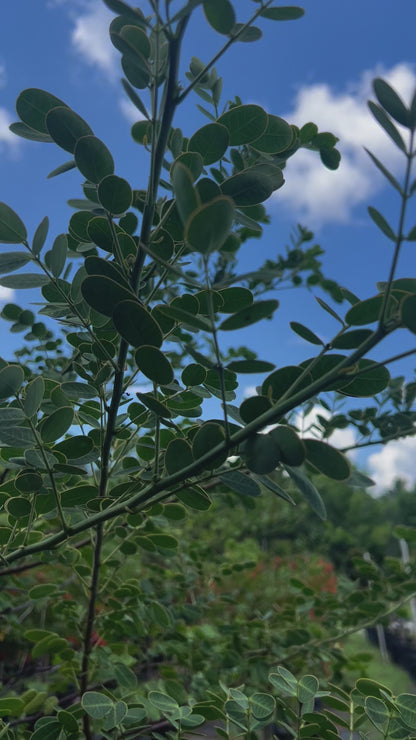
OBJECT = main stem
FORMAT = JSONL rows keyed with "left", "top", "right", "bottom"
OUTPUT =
{"left": 78, "top": 14, "right": 190, "bottom": 729}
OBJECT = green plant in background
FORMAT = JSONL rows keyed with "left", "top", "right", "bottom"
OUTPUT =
{"left": 0, "top": 0, "right": 416, "bottom": 737}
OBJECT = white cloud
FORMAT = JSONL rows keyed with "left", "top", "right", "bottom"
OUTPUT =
{"left": 71, "top": 1, "right": 117, "bottom": 78}
{"left": 0, "top": 107, "right": 20, "bottom": 156}
{"left": 0, "top": 287, "right": 14, "bottom": 303}
{"left": 295, "top": 405, "right": 357, "bottom": 460}
{"left": 367, "top": 436, "right": 416, "bottom": 494}
{"left": 277, "top": 62, "right": 416, "bottom": 226}
{"left": 118, "top": 98, "right": 146, "bottom": 124}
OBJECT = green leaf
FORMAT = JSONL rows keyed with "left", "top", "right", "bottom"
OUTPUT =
{"left": 192, "top": 422, "right": 227, "bottom": 470}
{"left": 227, "top": 359, "right": 275, "bottom": 373}
{"left": 171, "top": 162, "right": 199, "bottom": 224}
{"left": 0, "top": 273, "right": 50, "bottom": 289}
{"left": 364, "top": 148, "right": 403, "bottom": 193}
{"left": 121, "top": 78, "right": 150, "bottom": 120}
{"left": 158, "top": 304, "right": 212, "bottom": 331}
{"left": 218, "top": 104, "right": 268, "bottom": 145}
{"left": 331, "top": 328, "right": 373, "bottom": 349}
{"left": 250, "top": 693, "right": 275, "bottom": 720}
{"left": 84, "top": 255, "right": 130, "bottom": 287}
{"left": 232, "top": 23, "right": 262, "bottom": 42}
{"left": 255, "top": 474, "right": 296, "bottom": 505}
{"left": 136, "top": 392, "right": 171, "bottom": 418}
{"left": 176, "top": 485, "right": 212, "bottom": 510}
{"left": 262, "top": 365, "right": 310, "bottom": 401}
{"left": 188, "top": 123, "right": 229, "bottom": 164}
{"left": 373, "top": 78, "right": 410, "bottom": 128}
{"left": 175, "top": 151, "right": 204, "bottom": 181}
{"left": 6, "top": 496, "right": 32, "bottom": 518}
{"left": 364, "top": 696, "right": 390, "bottom": 732}
{"left": 240, "top": 433, "right": 280, "bottom": 474}
{"left": 203, "top": 0, "right": 236, "bottom": 34}
{"left": 270, "top": 425, "right": 305, "bottom": 466}
{"left": 47, "top": 159, "right": 77, "bottom": 179}
{"left": 113, "top": 300, "right": 163, "bottom": 347}
{"left": 81, "top": 276, "right": 135, "bottom": 317}
{"left": 98, "top": 175, "right": 132, "bottom": 215}
{"left": 396, "top": 693, "right": 416, "bottom": 729}
{"left": 368, "top": 206, "right": 396, "bottom": 241}
{"left": 135, "top": 345, "right": 174, "bottom": 384}
{"left": 285, "top": 465, "right": 327, "bottom": 519}
{"left": 269, "top": 666, "right": 298, "bottom": 696}
{"left": 218, "top": 287, "right": 253, "bottom": 312}
{"left": 0, "top": 698, "right": 24, "bottom": 717}
{"left": 31, "top": 722, "right": 62, "bottom": 740}
{"left": 220, "top": 470, "right": 261, "bottom": 497}
{"left": 0, "top": 407, "right": 25, "bottom": 426}
{"left": 239, "top": 395, "right": 272, "bottom": 423}
{"left": 54, "top": 435, "right": 94, "bottom": 460}
{"left": 0, "top": 202, "right": 27, "bottom": 244}
{"left": 61, "top": 485, "right": 97, "bottom": 507}
{"left": 74, "top": 135, "right": 115, "bottom": 184}
{"left": 46, "top": 106, "right": 93, "bottom": 153}
{"left": 0, "top": 426, "right": 35, "bottom": 448}
{"left": 60, "top": 382, "right": 97, "bottom": 400}
{"left": 345, "top": 294, "right": 394, "bottom": 325}
{"left": 220, "top": 167, "right": 275, "bottom": 206}
{"left": 49, "top": 234, "right": 67, "bottom": 278}
{"left": 148, "top": 691, "right": 179, "bottom": 714}
{"left": 251, "top": 114, "right": 293, "bottom": 153}
{"left": 82, "top": 691, "right": 113, "bottom": 720}
{"left": 0, "top": 364, "right": 24, "bottom": 400}
{"left": 338, "top": 359, "right": 390, "bottom": 397}
{"left": 185, "top": 196, "right": 234, "bottom": 254}
{"left": 16, "top": 88, "right": 68, "bottom": 134}
{"left": 290, "top": 321, "right": 323, "bottom": 345}
{"left": 32, "top": 216, "right": 49, "bottom": 255}
{"left": 303, "top": 438, "right": 350, "bottom": 480}
{"left": 320, "top": 147, "right": 341, "bottom": 170}
{"left": 260, "top": 6, "right": 305, "bottom": 20}
{"left": 298, "top": 675, "right": 319, "bottom": 704}
{"left": 368, "top": 101, "right": 406, "bottom": 152}
{"left": 0, "top": 251, "right": 32, "bottom": 274}
{"left": 402, "top": 294, "right": 416, "bottom": 333}
{"left": 182, "top": 363, "right": 207, "bottom": 386}
{"left": 165, "top": 438, "right": 194, "bottom": 474}
{"left": 220, "top": 299, "right": 279, "bottom": 330}
{"left": 9, "top": 121, "right": 53, "bottom": 142}
{"left": 39, "top": 407, "right": 74, "bottom": 443}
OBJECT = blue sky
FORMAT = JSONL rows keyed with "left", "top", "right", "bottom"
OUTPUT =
{"left": 0, "top": 0, "right": 416, "bottom": 491}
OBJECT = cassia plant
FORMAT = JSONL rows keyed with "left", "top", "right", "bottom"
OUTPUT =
{"left": 0, "top": 0, "right": 416, "bottom": 737}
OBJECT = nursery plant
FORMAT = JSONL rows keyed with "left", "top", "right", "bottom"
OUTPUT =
{"left": 0, "top": 0, "right": 416, "bottom": 737}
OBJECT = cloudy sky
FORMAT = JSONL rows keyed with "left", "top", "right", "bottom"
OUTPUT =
{"left": 0, "top": 0, "right": 416, "bottom": 493}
